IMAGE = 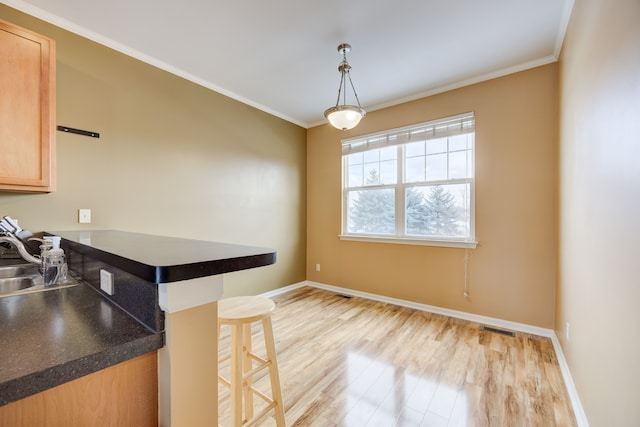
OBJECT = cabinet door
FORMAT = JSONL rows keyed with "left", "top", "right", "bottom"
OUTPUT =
{"left": 0, "top": 19, "right": 55, "bottom": 192}
{"left": 0, "top": 352, "right": 159, "bottom": 427}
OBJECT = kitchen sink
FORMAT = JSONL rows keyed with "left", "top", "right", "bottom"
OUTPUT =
{"left": 0, "top": 264, "right": 39, "bottom": 279}
{"left": 0, "top": 263, "right": 79, "bottom": 299}
{"left": 0, "top": 276, "right": 38, "bottom": 294}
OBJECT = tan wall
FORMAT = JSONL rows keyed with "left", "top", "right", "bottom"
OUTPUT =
{"left": 557, "top": 0, "right": 640, "bottom": 425}
{"left": 308, "top": 64, "right": 558, "bottom": 328}
{"left": 0, "top": 5, "right": 307, "bottom": 297}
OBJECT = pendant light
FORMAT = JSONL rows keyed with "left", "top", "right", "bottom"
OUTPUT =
{"left": 324, "top": 43, "right": 366, "bottom": 131}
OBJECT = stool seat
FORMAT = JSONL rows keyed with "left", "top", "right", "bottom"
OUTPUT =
{"left": 218, "top": 296, "right": 285, "bottom": 427}
{"left": 218, "top": 296, "right": 275, "bottom": 323}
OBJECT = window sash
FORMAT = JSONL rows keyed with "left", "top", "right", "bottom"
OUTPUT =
{"left": 343, "top": 179, "right": 473, "bottom": 239}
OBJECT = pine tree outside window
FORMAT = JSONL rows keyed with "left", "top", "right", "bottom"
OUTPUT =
{"left": 341, "top": 112, "right": 477, "bottom": 248}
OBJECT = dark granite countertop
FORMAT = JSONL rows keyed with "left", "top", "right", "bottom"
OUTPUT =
{"left": 49, "top": 230, "right": 277, "bottom": 283}
{"left": 0, "top": 230, "right": 276, "bottom": 407}
{"left": 0, "top": 281, "right": 163, "bottom": 406}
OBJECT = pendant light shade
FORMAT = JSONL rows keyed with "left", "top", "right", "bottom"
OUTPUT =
{"left": 325, "top": 105, "right": 366, "bottom": 130}
{"left": 324, "top": 43, "right": 366, "bottom": 131}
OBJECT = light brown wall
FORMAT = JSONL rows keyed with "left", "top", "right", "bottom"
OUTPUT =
{"left": 0, "top": 5, "right": 307, "bottom": 297}
{"left": 557, "top": 0, "right": 640, "bottom": 425}
{"left": 308, "top": 64, "right": 558, "bottom": 328}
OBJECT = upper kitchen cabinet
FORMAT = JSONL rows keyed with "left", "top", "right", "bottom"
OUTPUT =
{"left": 0, "top": 19, "right": 55, "bottom": 192}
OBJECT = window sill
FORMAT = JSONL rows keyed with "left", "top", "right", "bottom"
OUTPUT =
{"left": 339, "top": 234, "right": 478, "bottom": 249}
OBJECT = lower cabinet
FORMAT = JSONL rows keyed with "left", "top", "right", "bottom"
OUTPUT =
{"left": 0, "top": 352, "right": 158, "bottom": 427}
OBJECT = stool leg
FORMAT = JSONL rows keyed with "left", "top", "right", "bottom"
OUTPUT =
{"left": 242, "top": 323, "right": 254, "bottom": 421}
{"left": 262, "top": 316, "right": 286, "bottom": 426}
{"left": 217, "top": 319, "right": 222, "bottom": 425}
{"left": 230, "top": 324, "right": 243, "bottom": 427}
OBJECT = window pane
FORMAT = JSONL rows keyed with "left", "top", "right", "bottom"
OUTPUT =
{"left": 348, "top": 148, "right": 398, "bottom": 187}
{"left": 348, "top": 189, "right": 395, "bottom": 234}
{"left": 347, "top": 152, "right": 363, "bottom": 167}
{"left": 426, "top": 153, "right": 447, "bottom": 180}
{"left": 348, "top": 164, "right": 363, "bottom": 187}
{"left": 449, "top": 134, "right": 471, "bottom": 151}
{"left": 380, "top": 160, "right": 397, "bottom": 184}
{"left": 380, "top": 146, "right": 397, "bottom": 161}
{"left": 362, "top": 164, "right": 380, "bottom": 185}
{"left": 363, "top": 150, "right": 379, "bottom": 163}
{"left": 405, "top": 156, "right": 425, "bottom": 183}
{"left": 449, "top": 151, "right": 469, "bottom": 179}
{"left": 405, "top": 183, "right": 470, "bottom": 238}
{"left": 426, "top": 138, "right": 447, "bottom": 154}
{"left": 405, "top": 141, "right": 425, "bottom": 157}
{"left": 405, "top": 187, "right": 427, "bottom": 235}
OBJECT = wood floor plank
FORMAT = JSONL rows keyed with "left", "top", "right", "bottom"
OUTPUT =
{"left": 217, "top": 287, "right": 578, "bottom": 426}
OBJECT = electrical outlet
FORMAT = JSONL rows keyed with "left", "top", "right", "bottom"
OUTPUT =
{"left": 100, "top": 269, "right": 114, "bottom": 295}
{"left": 566, "top": 322, "right": 570, "bottom": 341}
{"left": 315, "top": 263, "right": 321, "bottom": 272}
{"left": 78, "top": 209, "right": 91, "bottom": 224}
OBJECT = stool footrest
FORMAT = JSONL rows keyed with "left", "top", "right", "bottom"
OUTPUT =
{"left": 247, "top": 352, "right": 267, "bottom": 365}
{"left": 243, "top": 401, "right": 277, "bottom": 427}
{"left": 218, "top": 375, "right": 272, "bottom": 405}
{"left": 242, "top": 354, "right": 271, "bottom": 381}
{"left": 218, "top": 376, "right": 231, "bottom": 388}
{"left": 251, "top": 387, "right": 273, "bottom": 405}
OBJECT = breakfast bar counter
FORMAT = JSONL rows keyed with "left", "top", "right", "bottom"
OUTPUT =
{"left": 0, "top": 230, "right": 276, "bottom": 425}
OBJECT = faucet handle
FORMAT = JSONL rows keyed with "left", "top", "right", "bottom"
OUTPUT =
{"left": 1, "top": 216, "right": 33, "bottom": 240}
{"left": 0, "top": 221, "right": 15, "bottom": 235}
{"left": 1, "top": 217, "right": 20, "bottom": 234}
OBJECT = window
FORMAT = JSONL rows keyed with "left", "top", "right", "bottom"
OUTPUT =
{"left": 341, "top": 112, "right": 476, "bottom": 248}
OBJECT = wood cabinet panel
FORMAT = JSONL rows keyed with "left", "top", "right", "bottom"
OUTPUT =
{"left": 0, "top": 19, "right": 55, "bottom": 192}
{"left": 0, "top": 352, "right": 158, "bottom": 427}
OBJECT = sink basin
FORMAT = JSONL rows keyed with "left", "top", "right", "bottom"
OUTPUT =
{"left": 0, "top": 276, "right": 38, "bottom": 294}
{"left": 0, "top": 264, "right": 39, "bottom": 279}
{"left": 0, "top": 263, "right": 79, "bottom": 298}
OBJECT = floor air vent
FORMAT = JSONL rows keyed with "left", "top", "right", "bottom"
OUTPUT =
{"left": 481, "top": 326, "right": 516, "bottom": 337}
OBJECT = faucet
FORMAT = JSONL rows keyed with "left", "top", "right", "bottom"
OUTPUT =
{"left": 0, "top": 235, "right": 41, "bottom": 265}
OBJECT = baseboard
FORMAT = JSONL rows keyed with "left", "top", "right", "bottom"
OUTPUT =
{"left": 259, "top": 281, "right": 307, "bottom": 298}
{"left": 310, "top": 281, "right": 557, "bottom": 336}
{"left": 549, "top": 333, "right": 590, "bottom": 427}
{"left": 261, "top": 280, "right": 589, "bottom": 427}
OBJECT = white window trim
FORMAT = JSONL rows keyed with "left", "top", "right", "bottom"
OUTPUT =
{"left": 338, "top": 234, "right": 478, "bottom": 248}
{"left": 340, "top": 112, "right": 477, "bottom": 249}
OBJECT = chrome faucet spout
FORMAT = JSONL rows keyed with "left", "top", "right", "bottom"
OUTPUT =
{"left": 0, "top": 236, "right": 41, "bottom": 264}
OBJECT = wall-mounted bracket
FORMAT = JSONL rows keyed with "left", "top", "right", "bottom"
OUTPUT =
{"left": 57, "top": 125, "right": 100, "bottom": 138}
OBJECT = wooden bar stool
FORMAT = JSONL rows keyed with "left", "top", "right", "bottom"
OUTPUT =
{"left": 218, "top": 296, "right": 285, "bottom": 427}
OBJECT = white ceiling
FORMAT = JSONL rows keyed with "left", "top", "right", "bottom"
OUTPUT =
{"left": 4, "top": 0, "right": 574, "bottom": 128}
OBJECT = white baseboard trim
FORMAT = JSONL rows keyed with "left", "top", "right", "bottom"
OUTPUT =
{"left": 549, "top": 333, "right": 590, "bottom": 427}
{"left": 312, "top": 281, "right": 557, "bottom": 336}
{"left": 261, "top": 280, "right": 589, "bottom": 427}
{"left": 259, "top": 281, "right": 307, "bottom": 298}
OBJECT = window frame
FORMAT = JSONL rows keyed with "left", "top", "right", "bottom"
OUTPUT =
{"left": 340, "top": 113, "right": 478, "bottom": 249}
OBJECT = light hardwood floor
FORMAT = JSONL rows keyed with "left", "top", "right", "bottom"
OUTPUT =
{"left": 218, "top": 287, "right": 577, "bottom": 427}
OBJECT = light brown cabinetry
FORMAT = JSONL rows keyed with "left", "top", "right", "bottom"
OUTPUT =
{"left": 0, "top": 19, "right": 56, "bottom": 192}
{"left": 0, "top": 352, "right": 158, "bottom": 426}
